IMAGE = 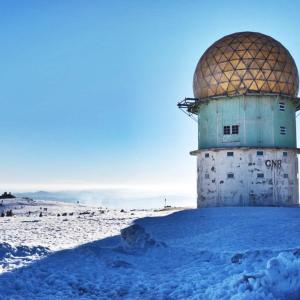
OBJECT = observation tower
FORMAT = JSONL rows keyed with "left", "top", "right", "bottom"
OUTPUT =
{"left": 178, "top": 32, "right": 300, "bottom": 207}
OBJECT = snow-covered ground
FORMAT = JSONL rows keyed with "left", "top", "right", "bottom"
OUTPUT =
{"left": 0, "top": 198, "right": 174, "bottom": 271}
{"left": 1, "top": 198, "right": 300, "bottom": 299}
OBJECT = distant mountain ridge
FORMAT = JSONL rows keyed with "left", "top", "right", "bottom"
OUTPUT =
{"left": 15, "top": 189, "right": 194, "bottom": 209}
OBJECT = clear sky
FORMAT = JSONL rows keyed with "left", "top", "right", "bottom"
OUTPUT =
{"left": 1, "top": 0, "right": 300, "bottom": 199}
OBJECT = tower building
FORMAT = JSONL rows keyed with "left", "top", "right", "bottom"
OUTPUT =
{"left": 178, "top": 32, "right": 300, "bottom": 207}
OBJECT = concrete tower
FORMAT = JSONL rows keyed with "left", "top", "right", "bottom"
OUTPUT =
{"left": 178, "top": 32, "right": 300, "bottom": 207}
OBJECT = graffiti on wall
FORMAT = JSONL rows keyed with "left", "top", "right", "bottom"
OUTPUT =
{"left": 265, "top": 160, "right": 282, "bottom": 169}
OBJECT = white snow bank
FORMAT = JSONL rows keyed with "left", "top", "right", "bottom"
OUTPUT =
{"left": 0, "top": 243, "right": 49, "bottom": 272}
{"left": 206, "top": 251, "right": 300, "bottom": 300}
{"left": 0, "top": 243, "right": 48, "bottom": 260}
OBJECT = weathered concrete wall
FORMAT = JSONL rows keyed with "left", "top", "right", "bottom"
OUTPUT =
{"left": 196, "top": 148, "right": 299, "bottom": 207}
{"left": 198, "top": 95, "right": 297, "bottom": 149}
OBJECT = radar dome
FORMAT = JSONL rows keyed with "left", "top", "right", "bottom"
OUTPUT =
{"left": 193, "top": 32, "right": 299, "bottom": 99}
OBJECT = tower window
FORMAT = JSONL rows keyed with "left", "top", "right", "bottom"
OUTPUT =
{"left": 280, "top": 126, "right": 286, "bottom": 135}
{"left": 223, "top": 126, "right": 230, "bottom": 135}
{"left": 279, "top": 102, "right": 285, "bottom": 111}
{"left": 232, "top": 125, "right": 239, "bottom": 134}
{"left": 283, "top": 151, "right": 288, "bottom": 157}
{"left": 257, "top": 151, "right": 264, "bottom": 156}
{"left": 227, "top": 173, "right": 234, "bottom": 179}
{"left": 205, "top": 153, "right": 209, "bottom": 158}
{"left": 257, "top": 173, "right": 264, "bottom": 178}
{"left": 284, "top": 174, "right": 289, "bottom": 178}
{"left": 223, "top": 125, "right": 239, "bottom": 135}
{"left": 227, "top": 152, "right": 234, "bottom": 157}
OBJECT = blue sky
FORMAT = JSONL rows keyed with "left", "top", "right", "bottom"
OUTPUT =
{"left": 1, "top": 1, "right": 300, "bottom": 200}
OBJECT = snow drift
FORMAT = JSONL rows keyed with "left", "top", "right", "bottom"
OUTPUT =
{"left": 120, "top": 224, "right": 166, "bottom": 253}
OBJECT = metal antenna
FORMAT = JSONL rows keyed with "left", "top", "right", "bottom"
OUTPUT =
{"left": 177, "top": 97, "right": 199, "bottom": 122}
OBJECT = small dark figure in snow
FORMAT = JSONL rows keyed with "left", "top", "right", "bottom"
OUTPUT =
{"left": 57, "top": 213, "right": 61, "bottom": 217}
{"left": 0, "top": 212, "right": 5, "bottom": 217}
{"left": 39, "top": 212, "right": 43, "bottom": 217}
{"left": 6, "top": 210, "right": 13, "bottom": 217}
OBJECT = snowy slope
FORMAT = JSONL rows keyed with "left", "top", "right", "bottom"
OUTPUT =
{"left": 1, "top": 202, "right": 300, "bottom": 299}
{"left": 0, "top": 198, "right": 175, "bottom": 271}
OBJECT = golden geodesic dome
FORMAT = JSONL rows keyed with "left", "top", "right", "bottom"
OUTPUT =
{"left": 193, "top": 32, "right": 299, "bottom": 99}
